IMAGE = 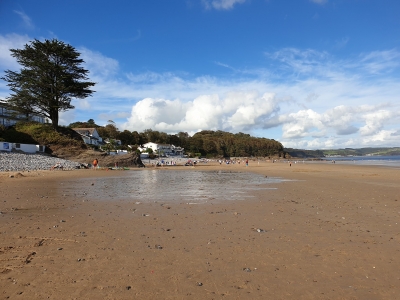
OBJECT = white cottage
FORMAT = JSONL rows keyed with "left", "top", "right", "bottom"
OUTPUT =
{"left": 72, "top": 128, "right": 103, "bottom": 146}
{"left": 138, "top": 142, "right": 184, "bottom": 157}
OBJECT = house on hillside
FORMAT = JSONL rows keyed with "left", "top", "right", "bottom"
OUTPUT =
{"left": 72, "top": 128, "right": 103, "bottom": 146}
{"left": 138, "top": 142, "right": 184, "bottom": 157}
{"left": 104, "top": 138, "right": 122, "bottom": 146}
{"left": 171, "top": 144, "right": 185, "bottom": 156}
{"left": 0, "top": 102, "right": 46, "bottom": 127}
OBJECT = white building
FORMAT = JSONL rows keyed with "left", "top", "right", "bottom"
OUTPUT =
{"left": 1, "top": 141, "right": 45, "bottom": 153}
{"left": 138, "top": 142, "right": 184, "bottom": 157}
{"left": 0, "top": 102, "right": 46, "bottom": 127}
{"left": 72, "top": 128, "right": 103, "bottom": 146}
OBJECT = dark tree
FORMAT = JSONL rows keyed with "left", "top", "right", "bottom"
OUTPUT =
{"left": 131, "top": 131, "right": 143, "bottom": 145}
{"left": 1, "top": 39, "right": 95, "bottom": 129}
{"left": 117, "top": 130, "right": 135, "bottom": 145}
{"left": 68, "top": 119, "right": 101, "bottom": 128}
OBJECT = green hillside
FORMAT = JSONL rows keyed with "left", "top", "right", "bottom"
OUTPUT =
{"left": 0, "top": 122, "right": 87, "bottom": 155}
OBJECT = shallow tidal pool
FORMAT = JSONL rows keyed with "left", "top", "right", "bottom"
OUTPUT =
{"left": 59, "top": 170, "right": 284, "bottom": 203}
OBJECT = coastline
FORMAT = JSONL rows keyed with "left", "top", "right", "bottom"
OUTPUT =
{"left": 1, "top": 161, "right": 399, "bottom": 299}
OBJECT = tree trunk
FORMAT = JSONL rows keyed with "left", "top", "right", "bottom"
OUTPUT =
{"left": 131, "top": 153, "right": 145, "bottom": 168}
{"left": 50, "top": 108, "right": 59, "bottom": 130}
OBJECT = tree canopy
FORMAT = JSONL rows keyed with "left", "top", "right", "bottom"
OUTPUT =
{"left": 66, "top": 119, "right": 284, "bottom": 158}
{"left": 1, "top": 39, "right": 95, "bottom": 129}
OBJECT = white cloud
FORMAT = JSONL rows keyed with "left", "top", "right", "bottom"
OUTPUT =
{"left": 323, "top": 105, "right": 359, "bottom": 135}
{"left": 358, "top": 129, "right": 400, "bottom": 146}
{"left": 0, "top": 34, "right": 30, "bottom": 70}
{"left": 359, "top": 110, "right": 393, "bottom": 136}
{"left": 359, "top": 49, "right": 400, "bottom": 74}
{"left": 266, "top": 48, "right": 334, "bottom": 78}
{"left": 202, "top": 0, "right": 247, "bottom": 10}
{"left": 121, "top": 91, "right": 279, "bottom": 134}
{"left": 224, "top": 92, "right": 277, "bottom": 129}
{"left": 59, "top": 110, "right": 76, "bottom": 126}
{"left": 79, "top": 47, "right": 119, "bottom": 79}
{"left": 122, "top": 98, "right": 189, "bottom": 131}
{"left": 279, "top": 103, "right": 389, "bottom": 141}
{"left": 279, "top": 105, "right": 400, "bottom": 149}
{"left": 74, "top": 99, "right": 91, "bottom": 110}
{"left": 281, "top": 109, "right": 324, "bottom": 139}
{"left": 14, "top": 10, "right": 34, "bottom": 29}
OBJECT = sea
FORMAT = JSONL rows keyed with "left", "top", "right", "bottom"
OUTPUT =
{"left": 321, "top": 155, "right": 400, "bottom": 168}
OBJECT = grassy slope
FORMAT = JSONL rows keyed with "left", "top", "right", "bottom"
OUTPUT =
{"left": 0, "top": 122, "right": 88, "bottom": 157}
{"left": 0, "top": 123, "right": 134, "bottom": 165}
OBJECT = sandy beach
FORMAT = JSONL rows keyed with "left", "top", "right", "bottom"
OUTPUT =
{"left": 1, "top": 161, "right": 399, "bottom": 299}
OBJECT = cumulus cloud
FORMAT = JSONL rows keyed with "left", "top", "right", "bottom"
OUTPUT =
{"left": 202, "top": 0, "right": 247, "bottom": 10}
{"left": 300, "top": 106, "right": 390, "bottom": 138}
{"left": 279, "top": 104, "right": 400, "bottom": 149}
{"left": 359, "top": 110, "right": 393, "bottom": 136}
{"left": 121, "top": 91, "right": 279, "bottom": 133}
{"left": 224, "top": 92, "right": 277, "bottom": 129}
{"left": 280, "top": 109, "right": 325, "bottom": 139}
{"left": 323, "top": 105, "right": 359, "bottom": 135}
{"left": 361, "top": 129, "right": 400, "bottom": 146}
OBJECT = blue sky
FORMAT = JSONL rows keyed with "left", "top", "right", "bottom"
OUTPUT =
{"left": 1, "top": 0, "right": 399, "bottom": 149}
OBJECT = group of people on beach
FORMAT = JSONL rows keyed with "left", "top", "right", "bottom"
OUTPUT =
{"left": 218, "top": 159, "right": 249, "bottom": 166}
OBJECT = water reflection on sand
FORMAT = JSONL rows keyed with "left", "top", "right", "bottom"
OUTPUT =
{"left": 61, "top": 170, "right": 285, "bottom": 203}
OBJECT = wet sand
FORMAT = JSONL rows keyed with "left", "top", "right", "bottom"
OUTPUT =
{"left": 1, "top": 162, "right": 399, "bottom": 299}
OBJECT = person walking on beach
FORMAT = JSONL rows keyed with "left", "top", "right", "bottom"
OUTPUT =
{"left": 93, "top": 158, "right": 98, "bottom": 170}
{"left": 245, "top": 159, "right": 249, "bottom": 167}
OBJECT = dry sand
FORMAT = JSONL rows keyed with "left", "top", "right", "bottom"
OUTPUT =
{"left": 0, "top": 161, "right": 399, "bottom": 299}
